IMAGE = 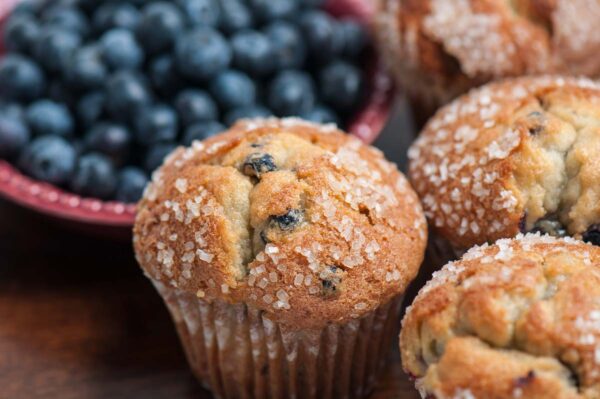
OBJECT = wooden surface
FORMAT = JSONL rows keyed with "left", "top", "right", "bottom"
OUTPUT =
{"left": 0, "top": 102, "right": 422, "bottom": 399}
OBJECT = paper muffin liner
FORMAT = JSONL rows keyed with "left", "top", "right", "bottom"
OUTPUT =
{"left": 424, "top": 234, "right": 465, "bottom": 275}
{"left": 153, "top": 281, "right": 403, "bottom": 399}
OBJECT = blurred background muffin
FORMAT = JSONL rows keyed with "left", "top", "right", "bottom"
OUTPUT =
{"left": 375, "top": 0, "right": 600, "bottom": 123}
{"left": 401, "top": 234, "right": 600, "bottom": 399}
{"left": 408, "top": 75, "right": 600, "bottom": 264}
{"left": 134, "top": 118, "right": 427, "bottom": 399}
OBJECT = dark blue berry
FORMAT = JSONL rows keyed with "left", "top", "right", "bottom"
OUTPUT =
{"left": 148, "top": 55, "right": 185, "bottom": 97}
{"left": 19, "top": 135, "right": 77, "bottom": 185}
{"left": 320, "top": 61, "right": 363, "bottom": 112}
{"left": 85, "top": 123, "right": 132, "bottom": 166}
{"left": 64, "top": 45, "right": 107, "bottom": 89}
{"left": 92, "top": 3, "right": 141, "bottom": 33}
{"left": 134, "top": 104, "right": 179, "bottom": 145}
{"left": 263, "top": 21, "right": 306, "bottom": 70}
{"left": 243, "top": 152, "right": 277, "bottom": 178}
{"left": 0, "top": 54, "right": 45, "bottom": 102}
{"left": 176, "top": 0, "right": 221, "bottom": 27}
{"left": 100, "top": 29, "right": 144, "bottom": 70}
{"left": 11, "top": 0, "right": 46, "bottom": 17}
{"left": 301, "top": 105, "right": 340, "bottom": 125}
{"left": 115, "top": 167, "right": 148, "bottom": 203}
{"left": 268, "top": 70, "right": 316, "bottom": 116}
{"left": 182, "top": 121, "right": 224, "bottom": 146}
{"left": 0, "top": 102, "right": 25, "bottom": 121}
{"left": 338, "top": 19, "right": 368, "bottom": 59}
{"left": 248, "top": 0, "right": 299, "bottom": 22}
{"left": 175, "top": 90, "right": 218, "bottom": 127}
{"left": 26, "top": 100, "right": 74, "bottom": 137}
{"left": 0, "top": 113, "right": 30, "bottom": 159}
{"left": 300, "top": 0, "right": 325, "bottom": 7}
{"left": 210, "top": 70, "right": 256, "bottom": 110}
{"left": 583, "top": 225, "right": 600, "bottom": 246}
{"left": 71, "top": 153, "right": 117, "bottom": 199}
{"left": 136, "top": 2, "right": 185, "bottom": 55}
{"left": 105, "top": 71, "right": 152, "bottom": 120}
{"left": 47, "top": 80, "right": 77, "bottom": 108}
{"left": 144, "top": 142, "right": 177, "bottom": 173}
{"left": 42, "top": 5, "right": 89, "bottom": 38}
{"left": 225, "top": 105, "right": 271, "bottom": 126}
{"left": 175, "top": 27, "right": 232, "bottom": 82}
{"left": 299, "top": 10, "right": 342, "bottom": 64}
{"left": 3, "top": 15, "right": 40, "bottom": 54}
{"left": 231, "top": 30, "right": 274, "bottom": 76}
{"left": 77, "top": 92, "right": 105, "bottom": 129}
{"left": 219, "top": 0, "right": 254, "bottom": 34}
{"left": 34, "top": 27, "right": 81, "bottom": 73}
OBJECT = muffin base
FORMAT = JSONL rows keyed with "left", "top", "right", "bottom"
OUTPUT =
{"left": 153, "top": 281, "right": 403, "bottom": 399}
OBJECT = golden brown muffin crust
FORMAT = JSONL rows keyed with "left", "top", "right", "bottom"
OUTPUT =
{"left": 408, "top": 75, "right": 600, "bottom": 250}
{"left": 401, "top": 234, "right": 600, "bottom": 399}
{"left": 375, "top": 0, "right": 600, "bottom": 108}
{"left": 134, "top": 118, "right": 427, "bottom": 330}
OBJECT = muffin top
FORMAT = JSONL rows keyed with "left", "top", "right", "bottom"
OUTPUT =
{"left": 401, "top": 234, "right": 600, "bottom": 399}
{"left": 134, "top": 118, "right": 427, "bottom": 330}
{"left": 409, "top": 75, "right": 600, "bottom": 250}
{"left": 375, "top": 0, "right": 600, "bottom": 106}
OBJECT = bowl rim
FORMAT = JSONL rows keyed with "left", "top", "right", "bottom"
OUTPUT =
{"left": 0, "top": 0, "right": 394, "bottom": 227}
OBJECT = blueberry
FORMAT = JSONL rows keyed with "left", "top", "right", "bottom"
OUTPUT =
{"left": 0, "top": 55, "right": 45, "bottom": 101}
{"left": 320, "top": 61, "right": 364, "bottom": 112}
{"left": 136, "top": 2, "right": 185, "bottom": 55}
{"left": 182, "top": 121, "right": 224, "bottom": 146}
{"left": 0, "top": 113, "right": 30, "bottom": 159}
{"left": 92, "top": 3, "right": 141, "bottom": 33}
{"left": 85, "top": 123, "right": 132, "bottom": 166}
{"left": 144, "top": 142, "right": 177, "bottom": 173}
{"left": 0, "top": 102, "right": 25, "bottom": 121}
{"left": 299, "top": 10, "right": 343, "bottom": 64}
{"left": 271, "top": 209, "right": 303, "bottom": 230}
{"left": 148, "top": 55, "right": 185, "bottom": 97}
{"left": 248, "top": 0, "right": 299, "bottom": 22}
{"left": 210, "top": 70, "right": 256, "bottom": 110}
{"left": 231, "top": 30, "right": 274, "bottom": 76}
{"left": 115, "top": 167, "right": 148, "bottom": 203}
{"left": 42, "top": 5, "right": 89, "bottom": 37}
{"left": 100, "top": 29, "right": 144, "bottom": 70}
{"left": 338, "top": 19, "right": 368, "bottom": 59}
{"left": 105, "top": 71, "right": 152, "bottom": 120}
{"left": 19, "top": 135, "right": 77, "bottom": 185}
{"left": 10, "top": 0, "right": 46, "bottom": 17}
{"left": 4, "top": 15, "right": 41, "bottom": 54}
{"left": 583, "top": 225, "right": 600, "bottom": 246}
{"left": 225, "top": 105, "right": 271, "bottom": 126}
{"left": 300, "top": 0, "right": 325, "bottom": 7}
{"left": 175, "top": 90, "right": 218, "bottom": 127}
{"left": 268, "top": 70, "right": 316, "bottom": 116}
{"left": 47, "top": 80, "right": 77, "bottom": 108}
{"left": 219, "top": 0, "right": 254, "bottom": 34}
{"left": 26, "top": 100, "right": 74, "bottom": 137}
{"left": 175, "top": 27, "right": 232, "bottom": 82}
{"left": 77, "top": 92, "right": 105, "bottom": 129}
{"left": 263, "top": 22, "right": 306, "bottom": 70}
{"left": 301, "top": 105, "right": 340, "bottom": 125}
{"left": 243, "top": 153, "right": 277, "bottom": 178}
{"left": 176, "top": 0, "right": 220, "bottom": 27}
{"left": 34, "top": 27, "right": 81, "bottom": 73}
{"left": 134, "top": 104, "right": 179, "bottom": 145}
{"left": 64, "top": 45, "right": 107, "bottom": 89}
{"left": 71, "top": 153, "right": 117, "bottom": 199}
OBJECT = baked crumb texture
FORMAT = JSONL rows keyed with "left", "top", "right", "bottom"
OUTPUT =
{"left": 409, "top": 75, "right": 600, "bottom": 250}
{"left": 134, "top": 117, "right": 427, "bottom": 330}
{"left": 401, "top": 234, "right": 600, "bottom": 399}
{"left": 375, "top": 0, "right": 600, "bottom": 109}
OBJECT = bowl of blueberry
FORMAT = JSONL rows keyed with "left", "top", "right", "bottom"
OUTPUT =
{"left": 0, "top": 0, "right": 393, "bottom": 237}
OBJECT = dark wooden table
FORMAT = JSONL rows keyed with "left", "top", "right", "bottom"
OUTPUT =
{"left": 0, "top": 102, "right": 421, "bottom": 399}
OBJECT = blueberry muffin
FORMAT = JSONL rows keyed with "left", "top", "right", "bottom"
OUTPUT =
{"left": 375, "top": 0, "right": 600, "bottom": 121}
{"left": 133, "top": 118, "right": 427, "bottom": 399}
{"left": 408, "top": 75, "right": 600, "bottom": 264}
{"left": 401, "top": 234, "right": 600, "bottom": 398}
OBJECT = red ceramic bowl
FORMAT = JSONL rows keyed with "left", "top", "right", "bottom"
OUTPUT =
{"left": 0, "top": 0, "right": 394, "bottom": 238}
